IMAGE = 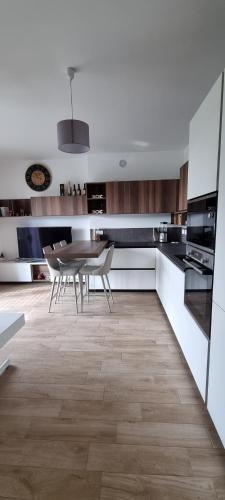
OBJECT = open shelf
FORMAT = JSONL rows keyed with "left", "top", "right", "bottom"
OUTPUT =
{"left": 31, "top": 263, "right": 50, "bottom": 282}
{"left": 87, "top": 183, "right": 107, "bottom": 215}
{"left": 0, "top": 199, "right": 31, "bottom": 217}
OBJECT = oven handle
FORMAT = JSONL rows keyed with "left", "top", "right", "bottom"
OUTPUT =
{"left": 183, "top": 258, "right": 212, "bottom": 276}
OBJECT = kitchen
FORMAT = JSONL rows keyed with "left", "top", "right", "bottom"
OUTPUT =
{"left": 0, "top": 1, "right": 225, "bottom": 499}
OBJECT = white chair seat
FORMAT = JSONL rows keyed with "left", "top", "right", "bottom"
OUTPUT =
{"left": 79, "top": 264, "right": 105, "bottom": 276}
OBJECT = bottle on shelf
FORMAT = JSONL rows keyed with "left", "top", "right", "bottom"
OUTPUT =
{"left": 60, "top": 184, "right": 65, "bottom": 196}
{"left": 77, "top": 184, "right": 81, "bottom": 196}
{"left": 72, "top": 184, "right": 76, "bottom": 196}
{"left": 82, "top": 183, "right": 86, "bottom": 196}
{"left": 67, "top": 182, "right": 72, "bottom": 196}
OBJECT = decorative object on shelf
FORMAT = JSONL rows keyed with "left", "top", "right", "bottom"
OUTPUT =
{"left": 91, "top": 194, "right": 104, "bottom": 199}
{"left": 57, "top": 67, "right": 90, "bottom": 154}
{"left": 25, "top": 164, "right": 51, "bottom": 192}
{"left": 92, "top": 209, "right": 104, "bottom": 214}
{"left": 72, "top": 184, "right": 76, "bottom": 196}
{"left": 77, "top": 184, "right": 81, "bottom": 196}
{"left": 119, "top": 159, "right": 127, "bottom": 168}
{"left": 0, "top": 207, "right": 10, "bottom": 217}
{"left": 60, "top": 184, "right": 65, "bottom": 196}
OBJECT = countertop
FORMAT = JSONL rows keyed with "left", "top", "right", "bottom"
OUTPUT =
{"left": 106, "top": 240, "right": 187, "bottom": 272}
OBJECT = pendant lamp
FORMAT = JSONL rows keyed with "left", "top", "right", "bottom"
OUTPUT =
{"left": 57, "top": 67, "right": 90, "bottom": 154}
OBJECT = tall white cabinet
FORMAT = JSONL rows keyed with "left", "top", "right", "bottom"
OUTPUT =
{"left": 188, "top": 74, "right": 223, "bottom": 200}
{"left": 207, "top": 74, "right": 225, "bottom": 447}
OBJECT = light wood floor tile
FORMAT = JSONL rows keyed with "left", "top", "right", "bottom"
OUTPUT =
{"left": 0, "top": 465, "right": 101, "bottom": 500}
{"left": 0, "top": 438, "right": 88, "bottom": 470}
{"left": 87, "top": 443, "right": 191, "bottom": 475}
{"left": 26, "top": 417, "right": 116, "bottom": 443}
{"left": 141, "top": 402, "right": 210, "bottom": 425}
{"left": 60, "top": 400, "right": 142, "bottom": 421}
{"left": 116, "top": 422, "right": 212, "bottom": 448}
{"left": 100, "top": 473, "right": 218, "bottom": 500}
{"left": 0, "top": 398, "right": 61, "bottom": 417}
{"left": 0, "top": 382, "right": 104, "bottom": 400}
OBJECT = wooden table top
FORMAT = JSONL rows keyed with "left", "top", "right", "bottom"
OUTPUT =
{"left": 44, "top": 240, "right": 108, "bottom": 259}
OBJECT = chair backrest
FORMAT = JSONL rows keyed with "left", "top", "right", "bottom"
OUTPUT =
{"left": 42, "top": 245, "right": 59, "bottom": 272}
{"left": 100, "top": 245, "right": 114, "bottom": 274}
{"left": 53, "top": 242, "right": 61, "bottom": 250}
{"left": 60, "top": 240, "right": 67, "bottom": 247}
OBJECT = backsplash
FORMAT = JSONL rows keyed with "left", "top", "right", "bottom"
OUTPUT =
{"left": 99, "top": 226, "right": 185, "bottom": 243}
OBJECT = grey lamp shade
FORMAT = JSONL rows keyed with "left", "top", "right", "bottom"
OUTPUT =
{"left": 57, "top": 119, "right": 90, "bottom": 154}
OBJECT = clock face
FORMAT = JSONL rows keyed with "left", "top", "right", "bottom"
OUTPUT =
{"left": 25, "top": 164, "right": 51, "bottom": 192}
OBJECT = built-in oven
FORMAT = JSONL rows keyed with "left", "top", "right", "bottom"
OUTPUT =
{"left": 187, "top": 192, "right": 217, "bottom": 254}
{"left": 184, "top": 245, "right": 214, "bottom": 338}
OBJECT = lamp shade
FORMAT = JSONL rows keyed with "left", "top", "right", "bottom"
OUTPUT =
{"left": 57, "top": 119, "right": 90, "bottom": 154}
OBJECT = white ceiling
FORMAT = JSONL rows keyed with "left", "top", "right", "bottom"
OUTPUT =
{"left": 0, "top": 0, "right": 225, "bottom": 159}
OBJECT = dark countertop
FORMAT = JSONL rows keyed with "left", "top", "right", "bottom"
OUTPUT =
{"left": 106, "top": 240, "right": 187, "bottom": 272}
{"left": 156, "top": 242, "right": 187, "bottom": 272}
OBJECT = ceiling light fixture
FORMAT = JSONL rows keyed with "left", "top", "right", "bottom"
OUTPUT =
{"left": 57, "top": 67, "right": 90, "bottom": 154}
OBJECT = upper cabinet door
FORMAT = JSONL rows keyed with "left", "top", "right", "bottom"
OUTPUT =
{"left": 138, "top": 181, "right": 155, "bottom": 213}
{"left": 213, "top": 75, "right": 225, "bottom": 311}
{"left": 188, "top": 74, "right": 223, "bottom": 200}
{"left": 106, "top": 181, "right": 139, "bottom": 214}
{"left": 178, "top": 163, "right": 188, "bottom": 211}
{"left": 154, "top": 180, "right": 179, "bottom": 213}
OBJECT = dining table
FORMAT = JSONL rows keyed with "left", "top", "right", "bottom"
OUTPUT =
{"left": 44, "top": 240, "right": 108, "bottom": 312}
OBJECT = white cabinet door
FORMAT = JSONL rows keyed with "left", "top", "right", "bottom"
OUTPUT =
{"left": 0, "top": 263, "right": 32, "bottom": 282}
{"left": 156, "top": 250, "right": 208, "bottom": 400}
{"left": 112, "top": 248, "right": 156, "bottom": 269}
{"left": 207, "top": 302, "right": 225, "bottom": 447}
{"left": 213, "top": 83, "right": 225, "bottom": 311}
{"left": 89, "top": 270, "right": 155, "bottom": 290}
{"left": 188, "top": 74, "right": 223, "bottom": 199}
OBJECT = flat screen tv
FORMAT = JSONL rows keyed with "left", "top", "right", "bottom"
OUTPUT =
{"left": 17, "top": 227, "right": 72, "bottom": 259}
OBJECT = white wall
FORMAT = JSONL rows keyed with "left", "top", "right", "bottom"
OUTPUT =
{"left": 0, "top": 150, "right": 181, "bottom": 258}
{"left": 0, "top": 157, "right": 88, "bottom": 199}
{"left": 88, "top": 150, "right": 183, "bottom": 182}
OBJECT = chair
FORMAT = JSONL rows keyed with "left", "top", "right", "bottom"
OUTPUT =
{"left": 79, "top": 245, "right": 114, "bottom": 312}
{"left": 43, "top": 245, "right": 83, "bottom": 314}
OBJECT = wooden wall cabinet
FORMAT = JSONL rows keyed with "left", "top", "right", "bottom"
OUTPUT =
{"left": 154, "top": 180, "right": 179, "bottom": 213}
{"left": 31, "top": 196, "right": 87, "bottom": 217}
{"left": 178, "top": 162, "right": 188, "bottom": 211}
{"left": 106, "top": 181, "right": 139, "bottom": 214}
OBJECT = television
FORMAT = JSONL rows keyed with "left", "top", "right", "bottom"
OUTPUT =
{"left": 17, "top": 227, "right": 72, "bottom": 259}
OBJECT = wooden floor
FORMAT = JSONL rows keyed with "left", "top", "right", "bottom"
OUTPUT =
{"left": 0, "top": 283, "right": 224, "bottom": 500}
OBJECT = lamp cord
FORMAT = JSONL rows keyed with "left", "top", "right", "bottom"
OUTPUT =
{"left": 69, "top": 77, "right": 74, "bottom": 120}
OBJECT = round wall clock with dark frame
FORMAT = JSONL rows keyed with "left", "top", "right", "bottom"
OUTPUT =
{"left": 25, "top": 164, "right": 51, "bottom": 192}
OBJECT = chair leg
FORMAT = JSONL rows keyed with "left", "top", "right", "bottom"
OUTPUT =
{"left": 49, "top": 277, "right": 56, "bottom": 313}
{"left": 87, "top": 275, "right": 89, "bottom": 303}
{"left": 57, "top": 275, "right": 64, "bottom": 302}
{"left": 55, "top": 276, "right": 61, "bottom": 303}
{"left": 105, "top": 274, "right": 114, "bottom": 303}
{"left": 73, "top": 275, "right": 79, "bottom": 315}
{"left": 79, "top": 274, "right": 84, "bottom": 313}
{"left": 101, "top": 275, "right": 111, "bottom": 313}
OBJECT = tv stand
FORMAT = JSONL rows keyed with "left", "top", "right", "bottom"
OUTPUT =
{"left": 0, "top": 259, "right": 50, "bottom": 282}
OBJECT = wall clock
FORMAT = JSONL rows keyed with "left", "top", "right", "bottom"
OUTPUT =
{"left": 25, "top": 164, "right": 51, "bottom": 192}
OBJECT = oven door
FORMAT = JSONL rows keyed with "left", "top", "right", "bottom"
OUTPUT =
{"left": 184, "top": 259, "right": 213, "bottom": 338}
